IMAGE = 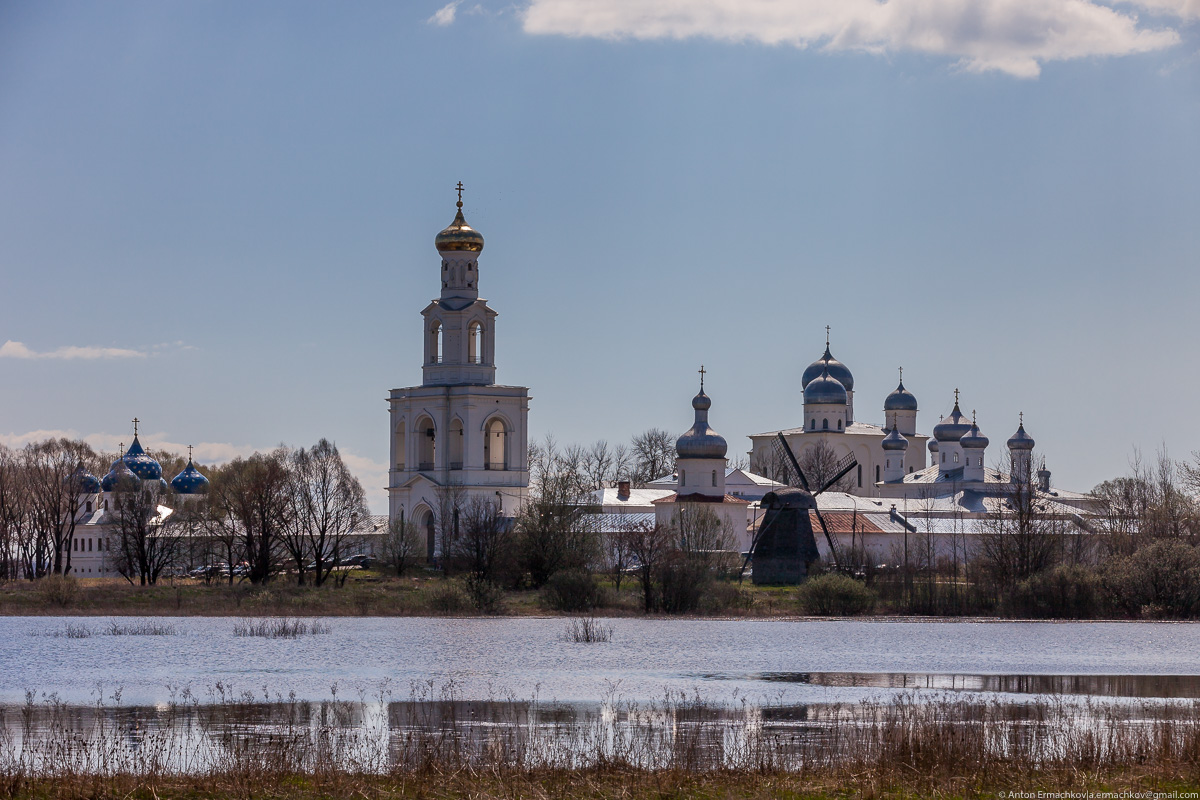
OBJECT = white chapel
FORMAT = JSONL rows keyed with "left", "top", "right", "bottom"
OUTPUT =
{"left": 387, "top": 187, "right": 531, "bottom": 558}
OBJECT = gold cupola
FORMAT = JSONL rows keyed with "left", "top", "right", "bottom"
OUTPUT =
{"left": 434, "top": 182, "right": 485, "bottom": 253}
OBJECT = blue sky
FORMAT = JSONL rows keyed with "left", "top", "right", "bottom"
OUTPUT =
{"left": 1, "top": 0, "right": 1198, "bottom": 512}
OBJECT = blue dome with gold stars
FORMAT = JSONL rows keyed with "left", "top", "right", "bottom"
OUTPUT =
{"left": 170, "top": 459, "right": 210, "bottom": 495}
{"left": 65, "top": 463, "right": 102, "bottom": 495}
{"left": 101, "top": 452, "right": 137, "bottom": 492}
{"left": 122, "top": 436, "right": 162, "bottom": 481}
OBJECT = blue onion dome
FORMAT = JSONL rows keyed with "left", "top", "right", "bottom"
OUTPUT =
{"left": 122, "top": 436, "right": 162, "bottom": 481}
{"left": 101, "top": 452, "right": 137, "bottom": 492}
{"left": 884, "top": 380, "right": 918, "bottom": 412}
{"left": 1007, "top": 420, "right": 1035, "bottom": 452}
{"left": 676, "top": 388, "right": 728, "bottom": 459}
{"left": 803, "top": 365, "right": 848, "bottom": 405}
{"left": 882, "top": 425, "right": 908, "bottom": 452}
{"left": 434, "top": 199, "right": 484, "bottom": 253}
{"left": 171, "top": 459, "right": 210, "bottom": 495}
{"left": 928, "top": 438, "right": 939, "bottom": 454}
{"left": 932, "top": 401, "right": 972, "bottom": 442}
{"left": 65, "top": 462, "right": 102, "bottom": 494}
{"left": 801, "top": 345, "right": 854, "bottom": 392}
{"left": 960, "top": 421, "right": 989, "bottom": 450}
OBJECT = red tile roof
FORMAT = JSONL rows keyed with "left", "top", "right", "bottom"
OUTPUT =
{"left": 652, "top": 493, "right": 750, "bottom": 505}
{"left": 808, "top": 511, "right": 885, "bottom": 533}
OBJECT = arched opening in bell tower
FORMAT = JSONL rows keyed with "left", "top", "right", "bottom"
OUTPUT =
{"left": 468, "top": 321, "right": 483, "bottom": 364}
{"left": 417, "top": 416, "right": 436, "bottom": 470}
{"left": 484, "top": 418, "right": 508, "bottom": 470}
{"left": 429, "top": 323, "right": 443, "bottom": 364}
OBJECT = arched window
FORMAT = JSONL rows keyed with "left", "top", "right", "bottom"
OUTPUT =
{"left": 394, "top": 421, "right": 406, "bottom": 470}
{"left": 875, "top": 464, "right": 880, "bottom": 482}
{"left": 857, "top": 464, "right": 862, "bottom": 487}
{"left": 822, "top": 419, "right": 829, "bottom": 430}
{"left": 711, "top": 470, "right": 717, "bottom": 487}
{"left": 941, "top": 453, "right": 945, "bottom": 463}
{"left": 429, "top": 322, "right": 442, "bottom": 364}
{"left": 484, "top": 418, "right": 507, "bottom": 470}
{"left": 886, "top": 459, "right": 890, "bottom": 469}
{"left": 680, "top": 469, "right": 686, "bottom": 486}
{"left": 809, "top": 419, "right": 815, "bottom": 430}
{"left": 417, "top": 417, "right": 436, "bottom": 470}
{"left": 838, "top": 419, "right": 843, "bottom": 430}
{"left": 468, "top": 321, "right": 483, "bottom": 364}
{"left": 449, "top": 418, "right": 464, "bottom": 470}
{"left": 953, "top": 452, "right": 960, "bottom": 464}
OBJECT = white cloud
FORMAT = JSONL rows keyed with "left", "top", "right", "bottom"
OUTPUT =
{"left": 0, "top": 340, "right": 147, "bottom": 360}
{"left": 520, "top": 0, "right": 1183, "bottom": 77}
{"left": 429, "top": 1, "right": 462, "bottom": 26}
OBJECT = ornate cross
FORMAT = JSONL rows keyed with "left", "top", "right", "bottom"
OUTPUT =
{"left": 132, "top": 417, "right": 139, "bottom": 436}
{"left": 954, "top": 388, "right": 960, "bottom": 405}
{"left": 898, "top": 366, "right": 903, "bottom": 382}
{"left": 1019, "top": 411, "right": 1024, "bottom": 426}
{"left": 188, "top": 444, "right": 194, "bottom": 461}
{"left": 698, "top": 364, "right": 706, "bottom": 390}
{"left": 825, "top": 325, "right": 830, "bottom": 346}
{"left": 455, "top": 181, "right": 464, "bottom": 207}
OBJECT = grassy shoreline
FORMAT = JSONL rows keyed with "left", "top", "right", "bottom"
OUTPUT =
{"left": 1, "top": 570, "right": 1193, "bottom": 622}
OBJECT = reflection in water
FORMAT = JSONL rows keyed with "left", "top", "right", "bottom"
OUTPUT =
{"left": 737, "top": 672, "right": 1200, "bottom": 699}
{"left": 6, "top": 690, "right": 1200, "bottom": 776}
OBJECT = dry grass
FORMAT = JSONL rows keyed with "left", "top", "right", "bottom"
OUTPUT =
{"left": 4, "top": 687, "right": 1200, "bottom": 800}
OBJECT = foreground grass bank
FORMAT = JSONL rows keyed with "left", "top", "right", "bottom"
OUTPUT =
{"left": 7, "top": 768, "right": 1200, "bottom": 800}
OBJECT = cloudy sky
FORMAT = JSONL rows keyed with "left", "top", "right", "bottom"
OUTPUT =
{"left": 1, "top": 1, "right": 1197, "bottom": 512}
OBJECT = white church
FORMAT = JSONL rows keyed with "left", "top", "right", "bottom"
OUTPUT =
{"left": 386, "top": 187, "right": 531, "bottom": 559}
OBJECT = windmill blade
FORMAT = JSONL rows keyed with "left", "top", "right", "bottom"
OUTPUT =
{"left": 774, "top": 433, "right": 810, "bottom": 491}
{"left": 812, "top": 506, "right": 842, "bottom": 568}
{"left": 815, "top": 453, "right": 858, "bottom": 496}
{"left": 740, "top": 509, "right": 774, "bottom": 582}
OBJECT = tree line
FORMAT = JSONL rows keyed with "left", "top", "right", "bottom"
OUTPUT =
{"left": 0, "top": 438, "right": 367, "bottom": 587}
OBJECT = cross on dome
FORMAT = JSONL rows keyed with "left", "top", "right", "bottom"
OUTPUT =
{"left": 132, "top": 417, "right": 139, "bottom": 437}
{"left": 455, "top": 181, "right": 464, "bottom": 208}
{"left": 698, "top": 364, "right": 706, "bottom": 390}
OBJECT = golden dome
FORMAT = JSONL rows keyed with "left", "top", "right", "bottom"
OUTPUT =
{"left": 434, "top": 200, "right": 484, "bottom": 253}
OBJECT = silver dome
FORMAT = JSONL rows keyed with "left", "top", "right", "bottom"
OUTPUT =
{"left": 960, "top": 422, "right": 989, "bottom": 450}
{"left": 1007, "top": 421, "right": 1035, "bottom": 451}
{"left": 928, "top": 439, "right": 939, "bottom": 454}
{"left": 932, "top": 402, "right": 972, "bottom": 442}
{"left": 881, "top": 425, "right": 908, "bottom": 451}
{"left": 801, "top": 345, "right": 854, "bottom": 392}
{"left": 676, "top": 389, "right": 728, "bottom": 460}
{"left": 803, "top": 365, "right": 848, "bottom": 405}
{"left": 884, "top": 380, "right": 918, "bottom": 412}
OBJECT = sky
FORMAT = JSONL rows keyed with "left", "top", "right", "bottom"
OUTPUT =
{"left": 1, "top": 0, "right": 1198, "bottom": 513}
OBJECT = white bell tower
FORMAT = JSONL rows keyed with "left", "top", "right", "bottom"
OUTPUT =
{"left": 387, "top": 185, "right": 531, "bottom": 559}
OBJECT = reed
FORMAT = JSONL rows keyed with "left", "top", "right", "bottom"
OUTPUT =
{"left": 231, "top": 617, "right": 332, "bottom": 638}
{"left": 565, "top": 616, "right": 613, "bottom": 643}
{"left": 2, "top": 688, "right": 1200, "bottom": 798}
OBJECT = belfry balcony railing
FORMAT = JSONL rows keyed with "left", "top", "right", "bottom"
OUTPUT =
{"left": 449, "top": 462, "right": 463, "bottom": 471}
{"left": 418, "top": 462, "right": 434, "bottom": 471}
{"left": 485, "top": 463, "right": 509, "bottom": 471}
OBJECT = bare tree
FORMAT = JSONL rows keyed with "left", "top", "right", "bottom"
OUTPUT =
{"left": 23, "top": 439, "right": 96, "bottom": 577}
{"left": 210, "top": 448, "right": 293, "bottom": 584}
{"left": 514, "top": 437, "right": 599, "bottom": 587}
{"left": 381, "top": 517, "right": 424, "bottom": 577}
{"left": 977, "top": 456, "right": 1065, "bottom": 592}
{"left": 110, "top": 483, "right": 185, "bottom": 585}
{"left": 450, "top": 495, "right": 511, "bottom": 585}
{"left": 583, "top": 440, "right": 614, "bottom": 490}
{"left": 0, "top": 445, "right": 29, "bottom": 581}
{"left": 287, "top": 439, "right": 368, "bottom": 587}
{"left": 630, "top": 428, "right": 676, "bottom": 486}
{"left": 623, "top": 518, "right": 672, "bottom": 613}
{"left": 796, "top": 440, "right": 854, "bottom": 493}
